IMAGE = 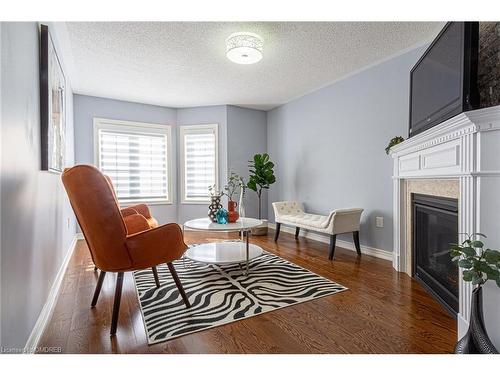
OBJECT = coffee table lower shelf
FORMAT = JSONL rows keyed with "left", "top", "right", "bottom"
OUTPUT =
{"left": 185, "top": 241, "right": 263, "bottom": 274}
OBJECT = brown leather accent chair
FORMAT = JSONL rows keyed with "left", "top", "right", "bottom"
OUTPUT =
{"left": 62, "top": 165, "right": 190, "bottom": 335}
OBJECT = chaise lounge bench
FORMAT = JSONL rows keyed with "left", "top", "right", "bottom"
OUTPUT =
{"left": 272, "top": 201, "right": 364, "bottom": 260}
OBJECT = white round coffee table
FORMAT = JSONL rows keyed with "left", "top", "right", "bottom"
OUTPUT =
{"left": 183, "top": 217, "right": 264, "bottom": 274}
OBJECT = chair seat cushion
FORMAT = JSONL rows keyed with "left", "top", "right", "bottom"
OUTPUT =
{"left": 280, "top": 213, "right": 330, "bottom": 229}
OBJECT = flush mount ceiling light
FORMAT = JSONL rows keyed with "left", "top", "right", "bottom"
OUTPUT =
{"left": 226, "top": 32, "right": 263, "bottom": 65}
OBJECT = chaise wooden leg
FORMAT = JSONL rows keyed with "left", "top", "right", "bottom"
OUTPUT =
{"left": 91, "top": 271, "right": 106, "bottom": 307}
{"left": 167, "top": 263, "right": 191, "bottom": 308}
{"left": 152, "top": 266, "right": 161, "bottom": 288}
{"left": 328, "top": 234, "right": 337, "bottom": 260}
{"left": 274, "top": 223, "right": 281, "bottom": 242}
{"left": 110, "top": 272, "right": 124, "bottom": 336}
{"left": 353, "top": 231, "right": 362, "bottom": 256}
{"left": 295, "top": 226, "right": 300, "bottom": 239}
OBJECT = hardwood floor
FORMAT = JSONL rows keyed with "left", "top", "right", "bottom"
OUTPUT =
{"left": 38, "top": 230, "right": 457, "bottom": 353}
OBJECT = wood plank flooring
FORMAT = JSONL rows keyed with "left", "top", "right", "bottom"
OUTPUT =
{"left": 38, "top": 230, "right": 457, "bottom": 353}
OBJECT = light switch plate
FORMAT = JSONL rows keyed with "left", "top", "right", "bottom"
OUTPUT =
{"left": 376, "top": 216, "right": 384, "bottom": 228}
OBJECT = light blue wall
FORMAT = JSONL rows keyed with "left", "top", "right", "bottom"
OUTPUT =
{"left": 176, "top": 105, "right": 228, "bottom": 224}
{"left": 1, "top": 22, "right": 76, "bottom": 349}
{"left": 227, "top": 105, "right": 268, "bottom": 219}
{"left": 73, "top": 94, "right": 178, "bottom": 224}
{"left": 267, "top": 46, "right": 426, "bottom": 252}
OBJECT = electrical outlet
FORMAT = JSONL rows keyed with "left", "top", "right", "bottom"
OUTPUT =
{"left": 376, "top": 216, "right": 384, "bottom": 228}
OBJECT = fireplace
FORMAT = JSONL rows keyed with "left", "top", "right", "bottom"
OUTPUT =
{"left": 391, "top": 106, "right": 500, "bottom": 339}
{"left": 412, "top": 193, "right": 459, "bottom": 315}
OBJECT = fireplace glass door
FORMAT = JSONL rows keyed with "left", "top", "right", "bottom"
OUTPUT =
{"left": 412, "top": 194, "right": 459, "bottom": 315}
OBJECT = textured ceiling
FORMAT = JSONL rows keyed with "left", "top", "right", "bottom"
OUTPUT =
{"left": 64, "top": 22, "right": 445, "bottom": 110}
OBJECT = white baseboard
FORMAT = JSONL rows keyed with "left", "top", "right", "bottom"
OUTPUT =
{"left": 268, "top": 223, "right": 393, "bottom": 261}
{"left": 23, "top": 234, "right": 79, "bottom": 354}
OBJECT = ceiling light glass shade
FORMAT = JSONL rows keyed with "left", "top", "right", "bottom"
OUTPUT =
{"left": 226, "top": 32, "right": 263, "bottom": 65}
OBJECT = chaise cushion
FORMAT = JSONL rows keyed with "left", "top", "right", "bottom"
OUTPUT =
{"left": 279, "top": 212, "right": 332, "bottom": 229}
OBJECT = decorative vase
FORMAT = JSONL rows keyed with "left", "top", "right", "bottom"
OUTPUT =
{"left": 216, "top": 208, "right": 228, "bottom": 224}
{"left": 238, "top": 186, "right": 246, "bottom": 219}
{"left": 208, "top": 195, "right": 222, "bottom": 223}
{"left": 228, "top": 200, "right": 239, "bottom": 223}
{"left": 455, "top": 286, "right": 498, "bottom": 354}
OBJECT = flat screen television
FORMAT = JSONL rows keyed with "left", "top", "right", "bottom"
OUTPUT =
{"left": 409, "top": 22, "right": 479, "bottom": 137}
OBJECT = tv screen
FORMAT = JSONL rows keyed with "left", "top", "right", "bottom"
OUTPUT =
{"left": 409, "top": 22, "right": 478, "bottom": 137}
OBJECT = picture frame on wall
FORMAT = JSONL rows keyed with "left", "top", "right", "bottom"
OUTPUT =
{"left": 40, "top": 24, "right": 66, "bottom": 173}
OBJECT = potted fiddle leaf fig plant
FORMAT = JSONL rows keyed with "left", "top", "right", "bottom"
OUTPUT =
{"left": 450, "top": 233, "right": 499, "bottom": 354}
{"left": 247, "top": 153, "right": 276, "bottom": 235}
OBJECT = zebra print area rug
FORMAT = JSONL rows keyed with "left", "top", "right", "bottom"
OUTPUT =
{"left": 133, "top": 248, "right": 347, "bottom": 344}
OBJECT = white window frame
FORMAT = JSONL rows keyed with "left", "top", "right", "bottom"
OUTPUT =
{"left": 179, "top": 123, "right": 219, "bottom": 204}
{"left": 93, "top": 117, "right": 173, "bottom": 205}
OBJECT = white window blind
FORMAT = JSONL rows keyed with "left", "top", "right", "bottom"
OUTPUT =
{"left": 94, "top": 119, "right": 172, "bottom": 204}
{"left": 180, "top": 124, "right": 218, "bottom": 202}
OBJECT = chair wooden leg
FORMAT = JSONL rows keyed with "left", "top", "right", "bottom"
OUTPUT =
{"left": 295, "top": 226, "right": 300, "bottom": 239}
{"left": 152, "top": 266, "right": 161, "bottom": 288}
{"left": 110, "top": 272, "right": 124, "bottom": 336}
{"left": 91, "top": 271, "right": 106, "bottom": 307}
{"left": 274, "top": 223, "right": 281, "bottom": 242}
{"left": 353, "top": 231, "right": 362, "bottom": 256}
{"left": 167, "top": 263, "right": 191, "bottom": 308}
{"left": 328, "top": 234, "right": 337, "bottom": 260}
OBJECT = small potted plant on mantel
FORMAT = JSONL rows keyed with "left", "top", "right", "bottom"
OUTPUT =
{"left": 247, "top": 153, "right": 276, "bottom": 235}
{"left": 385, "top": 136, "right": 405, "bottom": 155}
{"left": 450, "top": 233, "right": 500, "bottom": 354}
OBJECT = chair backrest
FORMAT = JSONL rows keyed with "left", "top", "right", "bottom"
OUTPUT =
{"left": 62, "top": 165, "right": 131, "bottom": 271}
{"left": 272, "top": 201, "right": 305, "bottom": 218}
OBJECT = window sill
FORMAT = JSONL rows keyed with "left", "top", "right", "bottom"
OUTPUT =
{"left": 181, "top": 200, "right": 211, "bottom": 205}
{"left": 120, "top": 199, "right": 173, "bottom": 206}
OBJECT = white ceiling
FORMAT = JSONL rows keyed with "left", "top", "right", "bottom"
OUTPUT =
{"left": 63, "top": 22, "right": 445, "bottom": 110}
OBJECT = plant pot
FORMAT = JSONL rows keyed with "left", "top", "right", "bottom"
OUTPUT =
{"left": 251, "top": 219, "right": 268, "bottom": 236}
{"left": 455, "top": 286, "right": 498, "bottom": 354}
{"left": 208, "top": 195, "right": 222, "bottom": 223}
{"left": 228, "top": 200, "right": 239, "bottom": 223}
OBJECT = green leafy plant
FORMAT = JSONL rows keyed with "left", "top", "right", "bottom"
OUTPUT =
{"left": 385, "top": 136, "right": 405, "bottom": 155}
{"left": 208, "top": 184, "right": 221, "bottom": 197}
{"left": 450, "top": 233, "right": 500, "bottom": 289}
{"left": 223, "top": 172, "right": 243, "bottom": 201}
{"left": 247, "top": 153, "right": 276, "bottom": 219}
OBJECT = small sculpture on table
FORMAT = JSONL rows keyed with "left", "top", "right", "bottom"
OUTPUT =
{"left": 208, "top": 185, "right": 222, "bottom": 223}
{"left": 216, "top": 208, "right": 228, "bottom": 224}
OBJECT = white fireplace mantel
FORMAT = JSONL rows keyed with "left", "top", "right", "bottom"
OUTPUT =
{"left": 390, "top": 105, "right": 500, "bottom": 342}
